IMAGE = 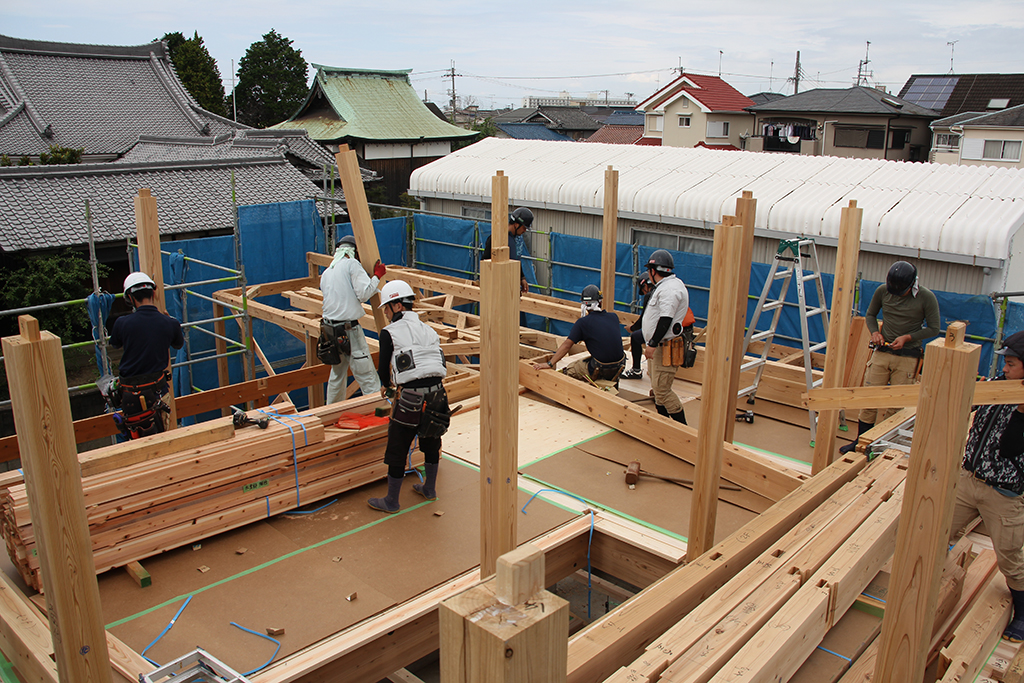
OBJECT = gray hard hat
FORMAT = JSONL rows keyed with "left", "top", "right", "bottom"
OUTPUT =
{"left": 337, "top": 235, "right": 357, "bottom": 248}
{"left": 581, "top": 284, "right": 602, "bottom": 303}
{"left": 509, "top": 207, "right": 534, "bottom": 229}
{"left": 646, "top": 249, "right": 674, "bottom": 274}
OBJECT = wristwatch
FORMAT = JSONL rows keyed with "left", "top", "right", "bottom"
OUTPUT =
{"left": 547, "top": 360, "right": 554, "bottom": 368}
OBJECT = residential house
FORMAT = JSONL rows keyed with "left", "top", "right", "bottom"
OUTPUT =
{"left": 898, "top": 74, "right": 1024, "bottom": 117}
{"left": 634, "top": 73, "right": 754, "bottom": 149}
{"left": 930, "top": 104, "right": 1024, "bottom": 168}
{"left": 745, "top": 87, "right": 937, "bottom": 160}
{"left": 492, "top": 107, "right": 602, "bottom": 141}
{"left": 272, "top": 66, "right": 476, "bottom": 203}
{"left": 584, "top": 111, "right": 645, "bottom": 145}
{"left": 494, "top": 123, "right": 572, "bottom": 141}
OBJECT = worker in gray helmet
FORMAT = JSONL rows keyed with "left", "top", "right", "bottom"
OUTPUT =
{"left": 482, "top": 207, "right": 533, "bottom": 294}
{"left": 641, "top": 250, "right": 690, "bottom": 424}
{"left": 839, "top": 260, "right": 940, "bottom": 454}
{"left": 533, "top": 284, "right": 626, "bottom": 385}
{"left": 318, "top": 234, "right": 387, "bottom": 403}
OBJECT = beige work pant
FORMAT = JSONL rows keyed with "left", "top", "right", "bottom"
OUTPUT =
{"left": 950, "top": 469, "right": 1024, "bottom": 591}
{"left": 857, "top": 349, "right": 919, "bottom": 424}
{"left": 650, "top": 345, "right": 684, "bottom": 415}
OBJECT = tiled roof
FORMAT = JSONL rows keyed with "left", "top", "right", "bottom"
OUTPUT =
{"left": 695, "top": 141, "right": 740, "bottom": 151}
{"left": 638, "top": 73, "right": 754, "bottom": 113}
{"left": 746, "top": 87, "right": 937, "bottom": 117}
{"left": 946, "top": 103, "right": 1024, "bottom": 128}
{"left": 748, "top": 92, "right": 787, "bottom": 106}
{"left": 273, "top": 65, "right": 475, "bottom": 143}
{"left": 583, "top": 125, "right": 644, "bottom": 145}
{"left": 0, "top": 34, "right": 241, "bottom": 157}
{"left": 496, "top": 123, "right": 572, "bottom": 141}
{"left": 491, "top": 106, "right": 602, "bottom": 132}
{"left": 899, "top": 74, "right": 1024, "bottom": 117}
{"left": 602, "top": 110, "right": 645, "bottom": 126}
{"left": 931, "top": 111, "right": 989, "bottom": 128}
{"left": 635, "top": 137, "right": 662, "bottom": 146}
{"left": 0, "top": 158, "right": 322, "bottom": 253}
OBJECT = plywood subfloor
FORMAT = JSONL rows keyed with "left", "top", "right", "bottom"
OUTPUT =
{"left": 99, "top": 457, "right": 574, "bottom": 673}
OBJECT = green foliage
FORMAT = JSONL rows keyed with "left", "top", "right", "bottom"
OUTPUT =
{"left": 0, "top": 250, "right": 109, "bottom": 341}
{"left": 17, "top": 156, "right": 32, "bottom": 166}
{"left": 233, "top": 30, "right": 308, "bottom": 128}
{"left": 452, "top": 117, "right": 495, "bottom": 151}
{"left": 38, "top": 145, "right": 83, "bottom": 165}
{"left": 0, "top": 155, "right": 10, "bottom": 167}
{"left": 162, "top": 31, "right": 228, "bottom": 117}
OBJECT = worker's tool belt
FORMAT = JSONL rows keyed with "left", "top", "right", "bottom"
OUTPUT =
{"left": 587, "top": 355, "right": 626, "bottom": 382}
{"left": 317, "top": 319, "right": 357, "bottom": 364}
{"left": 968, "top": 468, "right": 1024, "bottom": 497}
{"left": 117, "top": 371, "right": 171, "bottom": 438}
{"left": 661, "top": 325, "right": 696, "bottom": 368}
{"left": 392, "top": 383, "right": 450, "bottom": 438}
{"left": 872, "top": 344, "right": 922, "bottom": 359}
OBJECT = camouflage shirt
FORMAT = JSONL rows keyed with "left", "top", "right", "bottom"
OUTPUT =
{"left": 962, "top": 378, "right": 1024, "bottom": 494}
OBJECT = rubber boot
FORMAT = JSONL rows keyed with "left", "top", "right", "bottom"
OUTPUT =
{"left": 368, "top": 475, "right": 403, "bottom": 513}
{"left": 839, "top": 421, "right": 873, "bottom": 454}
{"left": 670, "top": 409, "right": 687, "bottom": 425}
{"left": 1004, "top": 588, "right": 1024, "bottom": 642}
{"left": 656, "top": 404, "right": 669, "bottom": 417}
{"left": 413, "top": 462, "right": 438, "bottom": 501}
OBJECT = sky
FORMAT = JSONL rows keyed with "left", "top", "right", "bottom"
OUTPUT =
{"left": 5, "top": 0, "right": 1024, "bottom": 111}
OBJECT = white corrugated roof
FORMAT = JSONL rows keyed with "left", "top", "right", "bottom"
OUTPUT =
{"left": 409, "top": 138, "right": 1024, "bottom": 263}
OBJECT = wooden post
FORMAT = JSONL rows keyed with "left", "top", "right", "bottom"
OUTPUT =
{"left": 212, "top": 302, "right": 230, "bottom": 417}
{"left": 812, "top": 200, "right": 862, "bottom": 473}
{"left": 440, "top": 544, "right": 568, "bottom": 682}
{"left": 480, "top": 171, "right": 520, "bottom": 578}
{"left": 134, "top": 188, "right": 177, "bottom": 428}
{"left": 2, "top": 316, "right": 113, "bottom": 683}
{"left": 306, "top": 259, "right": 325, "bottom": 408}
{"left": 874, "top": 322, "right": 979, "bottom": 683}
{"left": 687, "top": 215, "right": 745, "bottom": 560}
{"left": 724, "top": 191, "right": 757, "bottom": 443}
{"left": 601, "top": 166, "right": 619, "bottom": 311}
{"left": 335, "top": 146, "right": 387, "bottom": 335}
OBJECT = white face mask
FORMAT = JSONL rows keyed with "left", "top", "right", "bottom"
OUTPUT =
{"left": 580, "top": 301, "right": 601, "bottom": 316}
{"left": 337, "top": 245, "right": 357, "bottom": 260}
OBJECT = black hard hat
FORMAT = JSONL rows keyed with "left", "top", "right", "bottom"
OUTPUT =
{"left": 997, "top": 331, "right": 1024, "bottom": 361}
{"left": 639, "top": 273, "right": 654, "bottom": 292}
{"left": 581, "top": 284, "right": 602, "bottom": 303}
{"left": 509, "top": 207, "right": 534, "bottom": 229}
{"left": 886, "top": 261, "right": 917, "bottom": 295}
{"left": 646, "top": 249, "right": 674, "bottom": 274}
{"left": 337, "top": 235, "right": 357, "bottom": 248}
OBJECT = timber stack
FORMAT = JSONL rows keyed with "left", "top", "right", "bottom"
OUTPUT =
{"left": 0, "top": 400, "right": 404, "bottom": 592}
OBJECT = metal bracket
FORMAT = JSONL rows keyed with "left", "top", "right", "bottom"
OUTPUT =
{"left": 140, "top": 648, "right": 252, "bottom": 683}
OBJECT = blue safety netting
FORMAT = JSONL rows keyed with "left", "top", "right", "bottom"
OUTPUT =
{"left": 336, "top": 216, "right": 408, "bottom": 268}
{"left": 413, "top": 215, "right": 475, "bottom": 278}
{"left": 549, "top": 234, "right": 633, "bottom": 336}
{"left": 85, "top": 292, "right": 114, "bottom": 375}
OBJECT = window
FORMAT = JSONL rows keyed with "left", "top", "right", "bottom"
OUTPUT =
{"left": 934, "top": 133, "right": 960, "bottom": 149}
{"left": 678, "top": 116, "right": 691, "bottom": 128}
{"left": 706, "top": 121, "right": 730, "bottom": 138}
{"left": 633, "top": 228, "right": 713, "bottom": 256}
{"left": 462, "top": 207, "right": 491, "bottom": 220}
{"left": 889, "top": 130, "right": 910, "bottom": 150}
{"left": 833, "top": 127, "right": 885, "bottom": 149}
{"left": 982, "top": 140, "right": 1022, "bottom": 161}
{"left": 648, "top": 115, "right": 664, "bottom": 132}
{"left": 678, "top": 97, "right": 689, "bottom": 109}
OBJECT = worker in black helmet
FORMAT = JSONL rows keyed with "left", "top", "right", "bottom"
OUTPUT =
{"left": 533, "top": 284, "right": 626, "bottom": 385}
{"left": 623, "top": 274, "right": 655, "bottom": 379}
{"left": 482, "top": 207, "right": 533, "bottom": 294}
{"left": 839, "top": 260, "right": 940, "bottom": 454}
{"left": 641, "top": 250, "right": 690, "bottom": 424}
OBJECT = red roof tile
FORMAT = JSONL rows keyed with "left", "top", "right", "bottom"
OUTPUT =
{"left": 695, "top": 141, "right": 741, "bottom": 151}
{"left": 640, "top": 73, "right": 754, "bottom": 113}
{"left": 635, "top": 137, "right": 662, "bottom": 146}
{"left": 584, "top": 125, "right": 644, "bottom": 145}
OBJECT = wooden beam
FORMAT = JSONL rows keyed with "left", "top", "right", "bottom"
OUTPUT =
{"left": 601, "top": 166, "right": 618, "bottom": 311}
{"left": 2, "top": 316, "right": 112, "bottom": 683}
{"left": 0, "top": 566, "right": 59, "bottom": 683}
{"left": 335, "top": 145, "right": 387, "bottom": 334}
{"left": 724, "top": 191, "right": 756, "bottom": 443}
{"left": 806, "top": 379, "right": 1024, "bottom": 410}
{"left": 812, "top": 200, "right": 862, "bottom": 473}
{"left": 689, "top": 215, "right": 745, "bottom": 559}
{"left": 306, "top": 260, "right": 326, "bottom": 409}
{"left": 874, "top": 322, "right": 980, "bottom": 683}
{"left": 843, "top": 317, "right": 871, "bottom": 388}
{"left": 212, "top": 302, "right": 231, "bottom": 417}
{"left": 78, "top": 417, "right": 234, "bottom": 478}
{"left": 480, "top": 171, "right": 519, "bottom": 578}
{"left": 134, "top": 187, "right": 177, "bottom": 428}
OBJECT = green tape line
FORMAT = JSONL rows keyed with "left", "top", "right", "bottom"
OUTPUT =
{"left": 0, "top": 648, "right": 17, "bottom": 683}
{"left": 519, "top": 428, "right": 615, "bottom": 469}
{"left": 735, "top": 441, "right": 809, "bottom": 468}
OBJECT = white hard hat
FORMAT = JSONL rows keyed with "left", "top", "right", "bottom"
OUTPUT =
{"left": 123, "top": 272, "right": 156, "bottom": 293}
{"left": 378, "top": 280, "right": 415, "bottom": 308}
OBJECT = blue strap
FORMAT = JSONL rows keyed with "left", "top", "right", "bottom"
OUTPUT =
{"left": 230, "top": 621, "right": 281, "bottom": 675}
{"left": 256, "top": 410, "right": 308, "bottom": 507}
{"left": 140, "top": 595, "right": 192, "bottom": 666}
{"left": 815, "top": 645, "right": 852, "bottom": 662}
{"left": 523, "top": 489, "right": 596, "bottom": 620}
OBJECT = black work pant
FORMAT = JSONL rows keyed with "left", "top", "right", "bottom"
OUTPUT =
{"left": 630, "top": 329, "right": 644, "bottom": 369}
{"left": 383, "top": 420, "right": 441, "bottom": 479}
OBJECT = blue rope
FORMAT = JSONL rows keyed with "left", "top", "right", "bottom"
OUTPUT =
{"left": 522, "top": 489, "right": 596, "bottom": 620}
{"left": 815, "top": 645, "right": 852, "bottom": 662}
{"left": 287, "top": 499, "right": 337, "bottom": 515}
{"left": 139, "top": 595, "right": 192, "bottom": 665}
{"left": 230, "top": 621, "right": 282, "bottom": 675}
{"left": 256, "top": 411, "right": 305, "bottom": 506}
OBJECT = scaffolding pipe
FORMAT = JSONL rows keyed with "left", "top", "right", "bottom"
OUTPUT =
{"left": 85, "top": 199, "right": 111, "bottom": 377}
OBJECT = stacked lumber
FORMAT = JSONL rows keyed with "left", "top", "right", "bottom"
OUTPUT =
{"left": 1, "top": 406, "right": 401, "bottom": 592}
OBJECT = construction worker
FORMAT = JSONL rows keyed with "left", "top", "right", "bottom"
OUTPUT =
{"left": 318, "top": 235, "right": 386, "bottom": 404}
{"left": 108, "top": 272, "right": 183, "bottom": 435}
{"left": 532, "top": 284, "right": 626, "bottom": 385}
{"left": 482, "top": 207, "right": 532, "bottom": 294}
{"left": 368, "top": 280, "right": 451, "bottom": 513}
{"left": 641, "top": 250, "right": 690, "bottom": 424}
{"left": 623, "top": 274, "right": 654, "bottom": 380}
{"left": 949, "top": 331, "right": 1024, "bottom": 642}
{"left": 839, "top": 260, "right": 940, "bottom": 453}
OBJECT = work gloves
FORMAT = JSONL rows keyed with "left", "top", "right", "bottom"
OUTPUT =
{"left": 374, "top": 260, "right": 387, "bottom": 278}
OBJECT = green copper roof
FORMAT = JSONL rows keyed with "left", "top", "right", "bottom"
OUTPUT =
{"left": 272, "top": 64, "right": 475, "bottom": 142}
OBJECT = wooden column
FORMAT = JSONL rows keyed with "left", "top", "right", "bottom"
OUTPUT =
{"left": 687, "top": 215, "right": 745, "bottom": 560}
{"left": 724, "top": 191, "right": 756, "bottom": 443}
{"left": 874, "top": 322, "right": 979, "bottom": 683}
{"left": 2, "top": 316, "right": 112, "bottom": 683}
{"left": 601, "top": 166, "right": 619, "bottom": 311}
{"left": 335, "top": 146, "right": 386, "bottom": 335}
{"left": 134, "top": 188, "right": 177, "bottom": 428}
{"left": 811, "top": 200, "right": 862, "bottom": 473}
{"left": 440, "top": 544, "right": 568, "bottom": 682}
{"left": 480, "top": 171, "right": 520, "bottom": 577}
{"left": 306, "top": 259, "right": 325, "bottom": 408}
{"left": 212, "top": 302, "right": 230, "bottom": 416}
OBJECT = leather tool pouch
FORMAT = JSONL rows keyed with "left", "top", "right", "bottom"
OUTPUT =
{"left": 419, "top": 389, "right": 451, "bottom": 439}
{"left": 682, "top": 325, "right": 697, "bottom": 368}
{"left": 317, "top": 320, "right": 351, "bottom": 365}
{"left": 392, "top": 388, "right": 425, "bottom": 429}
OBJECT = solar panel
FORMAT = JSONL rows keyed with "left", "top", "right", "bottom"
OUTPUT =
{"left": 902, "top": 76, "right": 959, "bottom": 111}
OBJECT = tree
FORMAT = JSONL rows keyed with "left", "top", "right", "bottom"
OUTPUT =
{"left": 233, "top": 30, "right": 308, "bottom": 128}
{"left": 0, "top": 250, "right": 107, "bottom": 340}
{"left": 162, "top": 31, "right": 228, "bottom": 117}
{"left": 39, "top": 145, "right": 83, "bottom": 165}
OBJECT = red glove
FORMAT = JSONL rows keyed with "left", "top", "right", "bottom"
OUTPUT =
{"left": 373, "top": 260, "right": 386, "bottom": 278}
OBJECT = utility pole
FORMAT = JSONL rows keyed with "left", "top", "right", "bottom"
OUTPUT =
{"left": 448, "top": 60, "right": 458, "bottom": 123}
{"left": 947, "top": 40, "right": 959, "bottom": 74}
{"left": 856, "top": 41, "right": 873, "bottom": 86}
{"left": 793, "top": 51, "right": 801, "bottom": 95}
{"left": 719, "top": 50, "right": 723, "bottom": 77}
